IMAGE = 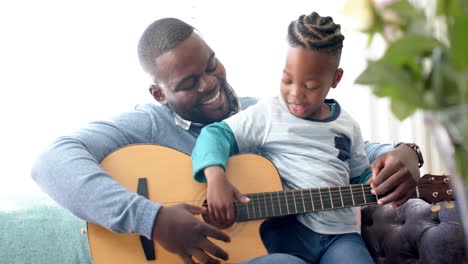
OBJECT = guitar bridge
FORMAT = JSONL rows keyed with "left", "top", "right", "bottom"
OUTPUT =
{"left": 137, "top": 178, "right": 156, "bottom": 261}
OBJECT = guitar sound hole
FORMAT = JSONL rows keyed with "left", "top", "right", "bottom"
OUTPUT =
{"left": 201, "top": 199, "right": 238, "bottom": 230}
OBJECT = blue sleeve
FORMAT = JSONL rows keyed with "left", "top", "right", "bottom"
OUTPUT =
{"left": 350, "top": 167, "right": 372, "bottom": 184}
{"left": 192, "top": 121, "right": 239, "bottom": 182}
{"left": 364, "top": 141, "right": 393, "bottom": 163}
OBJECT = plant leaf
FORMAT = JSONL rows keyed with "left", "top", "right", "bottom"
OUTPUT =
{"left": 355, "top": 61, "right": 427, "bottom": 114}
{"left": 390, "top": 96, "right": 416, "bottom": 120}
{"left": 447, "top": 1, "right": 468, "bottom": 69}
{"left": 387, "top": 0, "right": 424, "bottom": 21}
{"left": 382, "top": 35, "right": 442, "bottom": 66}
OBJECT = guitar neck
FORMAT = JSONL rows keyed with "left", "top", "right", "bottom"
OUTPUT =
{"left": 236, "top": 183, "right": 377, "bottom": 222}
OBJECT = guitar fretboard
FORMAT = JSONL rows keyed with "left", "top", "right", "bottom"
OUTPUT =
{"left": 235, "top": 183, "right": 377, "bottom": 221}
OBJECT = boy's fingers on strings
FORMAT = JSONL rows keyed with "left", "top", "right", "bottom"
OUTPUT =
{"left": 208, "top": 204, "right": 219, "bottom": 225}
{"left": 233, "top": 187, "right": 250, "bottom": 203}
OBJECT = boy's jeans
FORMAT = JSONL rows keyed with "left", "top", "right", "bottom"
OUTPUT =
{"left": 243, "top": 216, "right": 374, "bottom": 264}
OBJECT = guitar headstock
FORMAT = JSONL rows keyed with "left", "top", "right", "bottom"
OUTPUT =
{"left": 417, "top": 174, "right": 455, "bottom": 209}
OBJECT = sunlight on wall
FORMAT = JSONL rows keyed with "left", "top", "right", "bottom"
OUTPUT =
{"left": 0, "top": 0, "right": 439, "bottom": 196}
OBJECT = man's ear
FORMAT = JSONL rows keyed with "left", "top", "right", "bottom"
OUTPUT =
{"left": 331, "top": 68, "right": 344, "bottom": 88}
{"left": 149, "top": 84, "right": 167, "bottom": 104}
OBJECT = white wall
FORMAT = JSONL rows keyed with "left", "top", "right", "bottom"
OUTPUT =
{"left": 0, "top": 0, "right": 442, "bottom": 197}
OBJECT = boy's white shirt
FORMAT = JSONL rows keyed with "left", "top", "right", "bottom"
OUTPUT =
{"left": 224, "top": 95, "right": 369, "bottom": 234}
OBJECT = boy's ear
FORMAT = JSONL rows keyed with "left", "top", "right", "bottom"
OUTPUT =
{"left": 149, "top": 84, "right": 167, "bottom": 104}
{"left": 331, "top": 68, "right": 344, "bottom": 88}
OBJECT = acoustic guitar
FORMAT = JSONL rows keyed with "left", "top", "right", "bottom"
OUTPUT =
{"left": 87, "top": 144, "right": 454, "bottom": 264}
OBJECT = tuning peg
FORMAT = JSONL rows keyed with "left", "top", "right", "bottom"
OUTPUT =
{"left": 445, "top": 201, "right": 455, "bottom": 209}
{"left": 431, "top": 203, "right": 441, "bottom": 212}
{"left": 447, "top": 188, "right": 453, "bottom": 194}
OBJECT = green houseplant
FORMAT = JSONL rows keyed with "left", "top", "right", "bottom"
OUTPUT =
{"left": 351, "top": 0, "right": 468, "bottom": 249}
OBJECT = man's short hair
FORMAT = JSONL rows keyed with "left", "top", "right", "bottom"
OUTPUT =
{"left": 138, "top": 18, "right": 194, "bottom": 74}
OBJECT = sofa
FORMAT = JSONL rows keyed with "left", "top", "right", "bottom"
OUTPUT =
{"left": 0, "top": 195, "right": 466, "bottom": 263}
{"left": 0, "top": 194, "right": 91, "bottom": 264}
{"left": 361, "top": 199, "right": 467, "bottom": 263}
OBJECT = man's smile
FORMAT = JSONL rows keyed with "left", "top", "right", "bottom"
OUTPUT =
{"left": 202, "top": 89, "right": 221, "bottom": 105}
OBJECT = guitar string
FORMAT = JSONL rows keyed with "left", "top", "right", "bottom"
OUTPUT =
{"left": 158, "top": 190, "right": 376, "bottom": 206}
{"left": 234, "top": 186, "right": 377, "bottom": 217}
{"left": 159, "top": 195, "right": 377, "bottom": 221}
{"left": 244, "top": 185, "right": 377, "bottom": 202}
{"left": 233, "top": 184, "right": 447, "bottom": 216}
{"left": 175, "top": 181, "right": 438, "bottom": 203}
{"left": 157, "top": 183, "right": 442, "bottom": 206}
{"left": 231, "top": 183, "right": 443, "bottom": 199}
{"left": 235, "top": 193, "right": 377, "bottom": 209}
{"left": 157, "top": 185, "right": 375, "bottom": 204}
{"left": 147, "top": 178, "right": 439, "bottom": 204}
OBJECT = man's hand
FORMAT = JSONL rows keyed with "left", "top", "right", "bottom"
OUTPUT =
{"left": 205, "top": 166, "right": 250, "bottom": 227}
{"left": 370, "top": 144, "right": 420, "bottom": 207}
{"left": 152, "top": 203, "right": 230, "bottom": 264}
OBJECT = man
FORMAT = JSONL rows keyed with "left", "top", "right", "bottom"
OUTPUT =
{"left": 32, "top": 18, "right": 421, "bottom": 264}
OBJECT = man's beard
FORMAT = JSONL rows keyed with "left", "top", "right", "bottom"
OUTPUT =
{"left": 219, "top": 78, "right": 239, "bottom": 117}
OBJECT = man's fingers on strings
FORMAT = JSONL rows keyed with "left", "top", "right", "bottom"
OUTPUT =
{"left": 370, "top": 158, "right": 384, "bottom": 179}
{"left": 180, "top": 254, "right": 196, "bottom": 264}
{"left": 372, "top": 169, "right": 404, "bottom": 196}
{"left": 202, "top": 222, "right": 230, "bottom": 242}
{"left": 200, "top": 238, "right": 229, "bottom": 260}
{"left": 376, "top": 179, "right": 407, "bottom": 205}
{"left": 371, "top": 162, "right": 396, "bottom": 189}
{"left": 391, "top": 182, "right": 413, "bottom": 207}
{"left": 184, "top": 204, "right": 206, "bottom": 215}
{"left": 190, "top": 249, "right": 221, "bottom": 264}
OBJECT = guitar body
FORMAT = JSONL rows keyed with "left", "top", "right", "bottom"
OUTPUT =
{"left": 87, "top": 144, "right": 283, "bottom": 264}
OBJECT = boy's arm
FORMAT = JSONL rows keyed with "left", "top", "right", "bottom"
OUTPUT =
{"left": 192, "top": 97, "right": 269, "bottom": 180}
{"left": 192, "top": 121, "right": 239, "bottom": 182}
{"left": 192, "top": 121, "right": 249, "bottom": 226}
{"left": 364, "top": 141, "right": 392, "bottom": 163}
{"left": 350, "top": 168, "right": 372, "bottom": 184}
{"left": 349, "top": 123, "right": 372, "bottom": 184}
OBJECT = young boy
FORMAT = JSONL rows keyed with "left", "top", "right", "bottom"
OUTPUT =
{"left": 191, "top": 12, "right": 374, "bottom": 263}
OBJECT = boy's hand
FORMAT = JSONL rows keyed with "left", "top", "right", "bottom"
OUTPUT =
{"left": 204, "top": 166, "right": 250, "bottom": 228}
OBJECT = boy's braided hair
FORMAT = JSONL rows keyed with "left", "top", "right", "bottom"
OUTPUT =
{"left": 287, "top": 12, "right": 344, "bottom": 55}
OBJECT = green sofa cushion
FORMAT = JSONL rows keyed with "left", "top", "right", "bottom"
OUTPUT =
{"left": 0, "top": 194, "right": 92, "bottom": 264}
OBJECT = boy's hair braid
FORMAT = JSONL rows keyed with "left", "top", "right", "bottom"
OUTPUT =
{"left": 287, "top": 12, "right": 344, "bottom": 54}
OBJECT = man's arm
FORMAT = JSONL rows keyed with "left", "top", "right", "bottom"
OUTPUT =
{"left": 364, "top": 141, "right": 421, "bottom": 207}
{"left": 31, "top": 110, "right": 160, "bottom": 239}
{"left": 32, "top": 108, "right": 232, "bottom": 263}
